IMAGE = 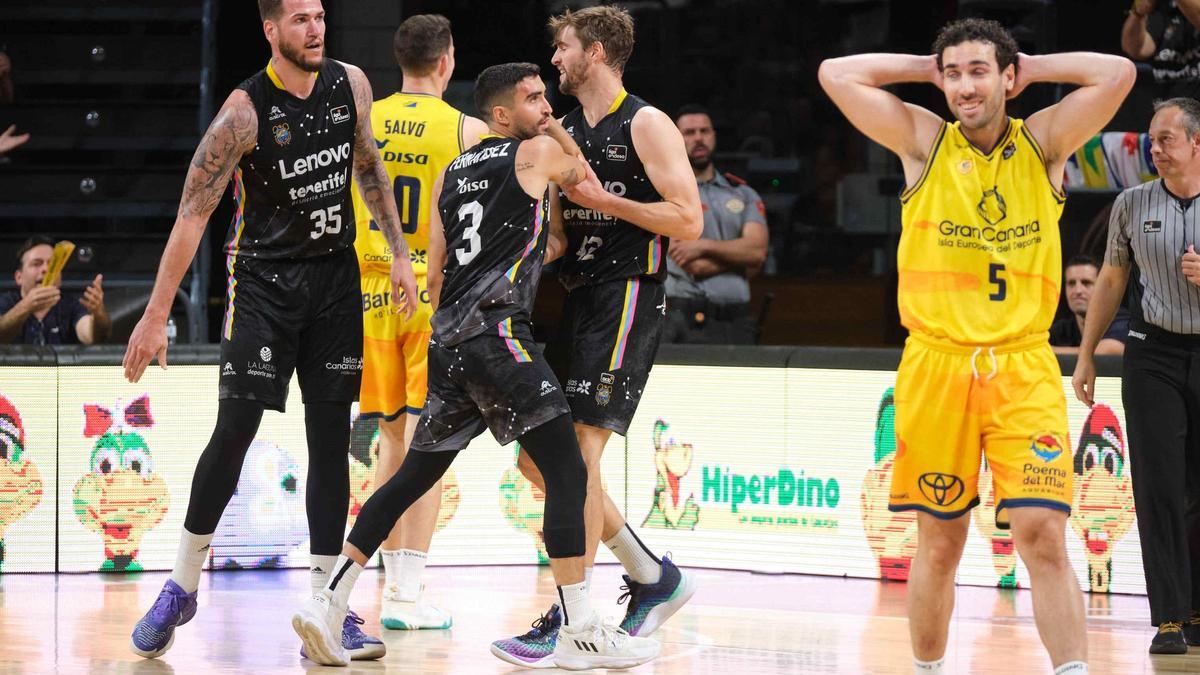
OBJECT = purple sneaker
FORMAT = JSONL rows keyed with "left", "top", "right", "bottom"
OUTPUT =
{"left": 490, "top": 604, "right": 561, "bottom": 669}
{"left": 130, "top": 579, "right": 198, "bottom": 658}
{"left": 300, "top": 608, "right": 386, "bottom": 661}
{"left": 618, "top": 554, "right": 696, "bottom": 636}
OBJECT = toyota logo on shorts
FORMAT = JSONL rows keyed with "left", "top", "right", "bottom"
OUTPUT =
{"left": 918, "top": 472, "right": 965, "bottom": 506}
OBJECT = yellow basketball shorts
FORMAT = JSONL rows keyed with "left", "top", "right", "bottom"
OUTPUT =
{"left": 889, "top": 331, "right": 1072, "bottom": 528}
{"left": 359, "top": 271, "right": 434, "bottom": 420}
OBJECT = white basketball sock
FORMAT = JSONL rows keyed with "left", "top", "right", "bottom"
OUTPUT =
{"left": 396, "top": 549, "right": 427, "bottom": 601}
{"left": 584, "top": 566, "right": 593, "bottom": 590}
{"left": 325, "top": 555, "right": 363, "bottom": 609}
{"left": 169, "top": 529, "right": 213, "bottom": 593}
{"left": 557, "top": 581, "right": 592, "bottom": 629}
{"left": 1054, "top": 662, "right": 1087, "bottom": 674}
{"left": 310, "top": 554, "right": 338, "bottom": 596}
{"left": 914, "top": 656, "right": 945, "bottom": 674}
{"left": 380, "top": 548, "right": 402, "bottom": 587}
{"left": 604, "top": 525, "right": 661, "bottom": 584}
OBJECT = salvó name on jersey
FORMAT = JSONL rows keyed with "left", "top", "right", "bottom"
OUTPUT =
{"left": 446, "top": 142, "right": 510, "bottom": 171}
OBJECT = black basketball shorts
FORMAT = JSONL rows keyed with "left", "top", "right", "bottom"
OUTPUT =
{"left": 410, "top": 316, "right": 570, "bottom": 453}
{"left": 218, "top": 247, "right": 363, "bottom": 412}
{"left": 547, "top": 275, "right": 666, "bottom": 436}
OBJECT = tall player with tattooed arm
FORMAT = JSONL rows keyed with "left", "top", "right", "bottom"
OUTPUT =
{"left": 123, "top": 0, "right": 416, "bottom": 662}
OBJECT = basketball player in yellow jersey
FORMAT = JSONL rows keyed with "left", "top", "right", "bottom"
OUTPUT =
{"left": 350, "top": 14, "right": 488, "bottom": 631}
{"left": 821, "top": 19, "right": 1134, "bottom": 675}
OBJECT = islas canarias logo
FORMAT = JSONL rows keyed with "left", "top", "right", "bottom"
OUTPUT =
{"left": 1031, "top": 434, "right": 1065, "bottom": 463}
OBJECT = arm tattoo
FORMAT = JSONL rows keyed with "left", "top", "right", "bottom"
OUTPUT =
{"left": 559, "top": 167, "right": 580, "bottom": 186}
{"left": 347, "top": 65, "right": 409, "bottom": 259}
{"left": 178, "top": 96, "right": 256, "bottom": 220}
{"left": 516, "top": 161, "right": 534, "bottom": 171}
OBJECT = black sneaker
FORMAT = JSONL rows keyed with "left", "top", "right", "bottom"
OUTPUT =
{"left": 1151, "top": 621, "right": 1188, "bottom": 654}
{"left": 1184, "top": 613, "right": 1200, "bottom": 646}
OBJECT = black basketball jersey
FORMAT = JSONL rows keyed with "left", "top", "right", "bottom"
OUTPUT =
{"left": 434, "top": 136, "right": 549, "bottom": 346}
{"left": 557, "top": 91, "right": 667, "bottom": 290}
{"left": 227, "top": 59, "right": 358, "bottom": 260}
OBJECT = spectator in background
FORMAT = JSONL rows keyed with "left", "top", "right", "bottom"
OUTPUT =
{"left": 0, "top": 235, "right": 109, "bottom": 345}
{"left": 1123, "top": 0, "right": 1200, "bottom": 99}
{"left": 666, "top": 105, "right": 768, "bottom": 344}
{"left": 0, "top": 50, "right": 29, "bottom": 157}
{"left": 1051, "top": 254, "right": 1130, "bottom": 355}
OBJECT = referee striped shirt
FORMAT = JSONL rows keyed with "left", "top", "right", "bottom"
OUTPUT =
{"left": 1107, "top": 179, "right": 1200, "bottom": 334}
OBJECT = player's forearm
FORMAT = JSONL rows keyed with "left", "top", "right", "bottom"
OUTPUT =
{"left": 1179, "top": 0, "right": 1200, "bottom": 28}
{"left": 427, "top": 268, "right": 443, "bottom": 312}
{"left": 1078, "top": 265, "right": 1129, "bottom": 358}
{"left": 546, "top": 118, "right": 581, "bottom": 157}
{"left": 598, "top": 193, "right": 702, "bottom": 240}
{"left": 144, "top": 217, "right": 207, "bottom": 321}
{"left": 818, "top": 53, "right": 938, "bottom": 89}
{"left": 1121, "top": 13, "right": 1153, "bottom": 57}
{"left": 1021, "top": 52, "right": 1135, "bottom": 88}
{"left": 355, "top": 159, "right": 409, "bottom": 261}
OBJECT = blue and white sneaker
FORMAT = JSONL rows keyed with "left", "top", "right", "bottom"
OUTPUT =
{"left": 299, "top": 607, "right": 386, "bottom": 662}
{"left": 129, "top": 579, "right": 199, "bottom": 658}
{"left": 617, "top": 554, "right": 696, "bottom": 636}
{"left": 490, "top": 603, "right": 562, "bottom": 669}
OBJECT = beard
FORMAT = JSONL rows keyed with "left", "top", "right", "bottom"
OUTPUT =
{"left": 558, "top": 61, "right": 589, "bottom": 96}
{"left": 514, "top": 116, "right": 548, "bottom": 141}
{"left": 279, "top": 38, "right": 324, "bottom": 73}
{"left": 688, "top": 146, "right": 712, "bottom": 171}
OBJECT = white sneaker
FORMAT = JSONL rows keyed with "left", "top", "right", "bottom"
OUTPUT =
{"left": 292, "top": 590, "right": 349, "bottom": 666}
{"left": 553, "top": 613, "right": 661, "bottom": 671}
{"left": 380, "top": 583, "right": 453, "bottom": 630}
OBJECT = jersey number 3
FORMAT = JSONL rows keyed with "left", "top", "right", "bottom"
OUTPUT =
{"left": 454, "top": 201, "right": 484, "bottom": 265}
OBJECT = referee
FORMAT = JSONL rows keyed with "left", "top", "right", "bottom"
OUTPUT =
{"left": 1074, "top": 97, "right": 1200, "bottom": 655}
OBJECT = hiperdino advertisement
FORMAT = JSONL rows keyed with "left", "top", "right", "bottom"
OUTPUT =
{"left": 0, "top": 362, "right": 1147, "bottom": 596}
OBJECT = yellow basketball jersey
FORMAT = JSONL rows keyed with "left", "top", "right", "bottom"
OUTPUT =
{"left": 898, "top": 118, "right": 1065, "bottom": 345}
{"left": 352, "top": 93, "right": 469, "bottom": 276}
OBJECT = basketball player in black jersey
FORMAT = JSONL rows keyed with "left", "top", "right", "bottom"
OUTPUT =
{"left": 292, "top": 63, "right": 660, "bottom": 671}
{"left": 494, "top": 6, "right": 703, "bottom": 660}
{"left": 124, "top": 0, "right": 417, "bottom": 662}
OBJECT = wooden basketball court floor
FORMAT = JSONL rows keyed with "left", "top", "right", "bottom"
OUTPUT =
{"left": 0, "top": 564, "right": 1188, "bottom": 674}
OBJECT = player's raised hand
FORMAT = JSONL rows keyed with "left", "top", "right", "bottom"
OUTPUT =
{"left": 391, "top": 255, "right": 418, "bottom": 320}
{"left": 1007, "top": 53, "right": 1033, "bottom": 100}
{"left": 123, "top": 315, "right": 168, "bottom": 383}
{"left": 1072, "top": 354, "right": 1097, "bottom": 408}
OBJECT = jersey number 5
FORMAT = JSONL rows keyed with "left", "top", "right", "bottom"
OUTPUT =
{"left": 309, "top": 204, "right": 343, "bottom": 240}
{"left": 989, "top": 263, "right": 1007, "bottom": 301}
{"left": 454, "top": 201, "right": 484, "bottom": 265}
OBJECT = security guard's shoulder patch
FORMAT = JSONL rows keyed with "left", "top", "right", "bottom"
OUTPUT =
{"left": 723, "top": 172, "right": 748, "bottom": 186}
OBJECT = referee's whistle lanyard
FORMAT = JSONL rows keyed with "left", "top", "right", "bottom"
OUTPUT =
{"left": 970, "top": 346, "right": 999, "bottom": 382}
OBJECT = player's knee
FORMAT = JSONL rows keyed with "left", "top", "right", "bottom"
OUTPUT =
{"left": 1012, "top": 514, "right": 1068, "bottom": 569}
{"left": 917, "top": 526, "right": 968, "bottom": 574}
{"left": 517, "top": 449, "right": 544, "bottom": 485}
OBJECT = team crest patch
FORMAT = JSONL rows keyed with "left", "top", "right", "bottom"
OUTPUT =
{"left": 958, "top": 159, "right": 973, "bottom": 175}
{"left": 1143, "top": 220, "right": 1162, "bottom": 233}
{"left": 977, "top": 187, "right": 1007, "bottom": 226}
{"left": 1002, "top": 142, "right": 1016, "bottom": 160}
{"left": 596, "top": 372, "right": 615, "bottom": 407}
{"left": 272, "top": 123, "right": 292, "bottom": 147}
{"left": 605, "top": 144, "right": 628, "bottom": 161}
{"left": 330, "top": 105, "right": 351, "bottom": 125}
